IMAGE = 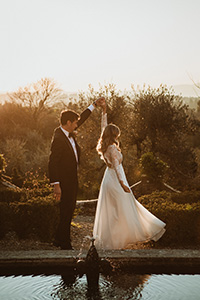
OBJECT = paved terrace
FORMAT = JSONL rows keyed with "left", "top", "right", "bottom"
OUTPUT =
{"left": 0, "top": 249, "right": 200, "bottom": 275}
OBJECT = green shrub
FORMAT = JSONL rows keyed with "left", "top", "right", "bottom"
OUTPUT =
{"left": 138, "top": 191, "right": 200, "bottom": 246}
{"left": 22, "top": 169, "right": 53, "bottom": 199}
{"left": 13, "top": 196, "right": 59, "bottom": 241}
{"left": 0, "top": 186, "right": 22, "bottom": 203}
{"left": 0, "top": 202, "right": 13, "bottom": 238}
{"left": 11, "top": 167, "right": 24, "bottom": 187}
{"left": 0, "top": 195, "right": 59, "bottom": 241}
{"left": 139, "top": 152, "right": 168, "bottom": 182}
{"left": 0, "top": 154, "right": 7, "bottom": 180}
{"left": 171, "top": 190, "right": 200, "bottom": 204}
{"left": 1, "top": 138, "right": 27, "bottom": 174}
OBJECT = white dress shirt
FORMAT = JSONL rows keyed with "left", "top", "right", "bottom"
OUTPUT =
{"left": 60, "top": 104, "right": 95, "bottom": 163}
{"left": 60, "top": 126, "right": 78, "bottom": 162}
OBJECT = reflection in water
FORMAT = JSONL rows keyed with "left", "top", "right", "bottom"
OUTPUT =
{"left": 52, "top": 273, "right": 150, "bottom": 300}
{"left": 107, "top": 273, "right": 150, "bottom": 299}
{"left": 0, "top": 273, "right": 200, "bottom": 300}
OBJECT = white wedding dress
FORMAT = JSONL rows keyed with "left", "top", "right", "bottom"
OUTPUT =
{"left": 93, "top": 113, "right": 166, "bottom": 250}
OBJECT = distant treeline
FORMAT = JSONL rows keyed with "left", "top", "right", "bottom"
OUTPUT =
{"left": 182, "top": 97, "right": 200, "bottom": 110}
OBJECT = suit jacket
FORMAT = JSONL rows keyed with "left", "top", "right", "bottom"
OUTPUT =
{"left": 48, "top": 108, "right": 91, "bottom": 189}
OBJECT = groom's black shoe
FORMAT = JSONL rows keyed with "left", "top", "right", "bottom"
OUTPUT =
{"left": 53, "top": 240, "right": 74, "bottom": 250}
{"left": 53, "top": 240, "right": 61, "bottom": 248}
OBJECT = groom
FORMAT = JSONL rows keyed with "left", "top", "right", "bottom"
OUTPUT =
{"left": 48, "top": 97, "right": 105, "bottom": 249}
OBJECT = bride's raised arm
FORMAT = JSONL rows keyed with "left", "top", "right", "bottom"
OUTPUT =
{"left": 101, "top": 112, "right": 107, "bottom": 132}
{"left": 101, "top": 101, "right": 107, "bottom": 133}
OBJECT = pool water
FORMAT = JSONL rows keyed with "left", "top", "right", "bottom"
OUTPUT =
{"left": 0, "top": 273, "right": 199, "bottom": 300}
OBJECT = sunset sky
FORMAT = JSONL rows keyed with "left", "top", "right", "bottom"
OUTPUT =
{"left": 0, "top": 0, "right": 200, "bottom": 94}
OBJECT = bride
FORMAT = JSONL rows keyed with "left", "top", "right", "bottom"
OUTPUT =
{"left": 93, "top": 101, "right": 166, "bottom": 250}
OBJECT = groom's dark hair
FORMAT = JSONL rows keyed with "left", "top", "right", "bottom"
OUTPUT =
{"left": 60, "top": 110, "right": 80, "bottom": 125}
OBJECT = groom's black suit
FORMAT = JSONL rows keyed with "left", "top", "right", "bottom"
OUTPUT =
{"left": 48, "top": 108, "right": 92, "bottom": 249}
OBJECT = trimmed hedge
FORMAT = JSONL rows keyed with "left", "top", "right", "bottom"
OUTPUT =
{"left": 0, "top": 186, "right": 22, "bottom": 203}
{"left": 138, "top": 191, "right": 200, "bottom": 246}
{"left": 0, "top": 202, "right": 13, "bottom": 238}
{"left": 1, "top": 189, "right": 200, "bottom": 246}
{"left": 0, "top": 196, "right": 59, "bottom": 242}
{"left": 171, "top": 190, "right": 200, "bottom": 204}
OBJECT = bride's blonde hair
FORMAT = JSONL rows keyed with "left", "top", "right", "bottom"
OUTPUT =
{"left": 96, "top": 124, "right": 121, "bottom": 155}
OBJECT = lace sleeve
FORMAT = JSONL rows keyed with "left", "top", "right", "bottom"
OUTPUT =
{"left": 101, "top": 113, "right": 107, "bottom": 133}
{"left": 107, "top": 145, "right": 124, "bottom": 182}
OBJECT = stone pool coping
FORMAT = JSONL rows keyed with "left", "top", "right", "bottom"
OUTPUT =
{"left": 0, "top": 249, "right": 200, "bottom": 274}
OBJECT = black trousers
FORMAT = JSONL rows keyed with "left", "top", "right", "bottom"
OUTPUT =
{"left": 55, "top": 183, "right": 78, "bottom": 248}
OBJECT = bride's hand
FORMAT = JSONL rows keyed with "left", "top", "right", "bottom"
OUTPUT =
{"left": 120, "top": 181, "right": 131, "bottom": 193}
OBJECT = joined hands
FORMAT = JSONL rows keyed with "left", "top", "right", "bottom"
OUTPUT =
{"left": 95, "top": 96, "right": 106, "bottom": 113}
{"left": 95, "top": 96, "right": 106, "bottom": 107}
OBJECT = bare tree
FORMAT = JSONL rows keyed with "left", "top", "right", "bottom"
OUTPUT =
{"left": 191, "top": 78, "right": 200, "bottom": 91}
{"left": 8, "top": 78, "right": 66, "bottom": 125}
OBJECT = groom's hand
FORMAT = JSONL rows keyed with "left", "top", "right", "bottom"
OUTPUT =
{"left": 53, "top": 183, "right": 61, "bottom": 201}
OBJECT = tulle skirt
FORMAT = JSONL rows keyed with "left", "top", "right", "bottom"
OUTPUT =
{"left": 93, "top": 166, "right": 166, "bottom": 250}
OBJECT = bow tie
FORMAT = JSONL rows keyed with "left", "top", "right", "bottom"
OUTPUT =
{"left": 69, "top": 132, "right": 75, "bottom": 138}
